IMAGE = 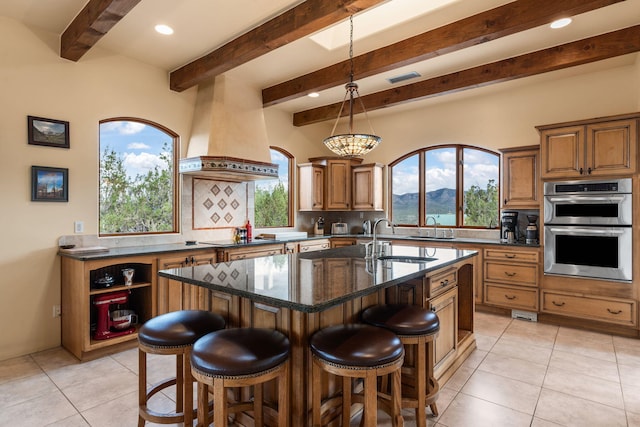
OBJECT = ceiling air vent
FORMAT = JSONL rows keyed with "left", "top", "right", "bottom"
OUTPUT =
{"left": 387, "top": 71, "right": 421, "bottom": 84}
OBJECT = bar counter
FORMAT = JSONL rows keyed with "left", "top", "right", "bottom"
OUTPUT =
{"left": 159, "top": 244, "right": 478, "bottom": 426}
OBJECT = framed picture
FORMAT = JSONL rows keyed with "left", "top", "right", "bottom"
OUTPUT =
{"left": 28, "top": 116, "right": 70, "bottom": 148}
{"left": 31, "top": 166, "right": 68, "bottom": 202}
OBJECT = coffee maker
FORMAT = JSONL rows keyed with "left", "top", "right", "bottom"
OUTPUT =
{"left": 501, "top": 211, "right": 518, "bottom": 243}
{"left": 93, "top": 290, "right": 136, "bottom": 340}
{"left": 525, "top": 214, "right": 538, "bottom": 245}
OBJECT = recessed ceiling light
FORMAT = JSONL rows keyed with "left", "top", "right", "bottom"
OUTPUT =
{"left": 307, "top": 92, "right": 320, "bottom": 98}
{"left": 155, "top": 24, "right": 174, "bottom": 35}
{"left": 550, "top": 18, "right": 572, "bottom": 29}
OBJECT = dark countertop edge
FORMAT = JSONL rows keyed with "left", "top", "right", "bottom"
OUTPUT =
{"left": 58, "top": 234, "right": 534, "bottom": 261}
{"left": 158, "top": 250, "right": 478, "bottom": 313}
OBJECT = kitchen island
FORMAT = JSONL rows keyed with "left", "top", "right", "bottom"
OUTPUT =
{"left": 159, "top": 244, "right": 478, "bottom": 426}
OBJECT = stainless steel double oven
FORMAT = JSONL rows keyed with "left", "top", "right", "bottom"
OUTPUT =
{"left": 543, "top": 178, "right": 633, "bottom": 282}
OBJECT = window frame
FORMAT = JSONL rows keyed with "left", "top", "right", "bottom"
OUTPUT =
{"left": 98, "top": 117, "right": 179, "bottom": 237}
{"left": 254, "top": 146, "right": 294, "bottom": 228}
{"left": 389, "top": 144, "right": 499, "bottom": 228}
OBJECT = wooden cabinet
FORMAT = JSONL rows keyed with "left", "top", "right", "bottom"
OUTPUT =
{"left": 299, "top": 239, "right": 330, "bottom": 253}
{"left": 500, "top": 145, "right": 539, "bottom": 209}
{"left": 352, "top": 163, "right": 384, "bottom": 211}
{"left": 217, "top": 244, "right": 284, "bottom": 262}
{"left": 60, "top": 255, "right": 156, "bottom": 360}
{"left": 157, "top": 250, "right": 216, "bottom": 314}
{"left": 429, "top": 287, "right": 458, "bottom": 367}
{"left": 298, "top": 163, "right": 325, "bottom": 211}
{"left": 541, "top": 290, "right": 636, "bottom": 327}
{"left": 330, "top": 237, "right": 357, "bottom": 248}
{"left": 483, "top": 247, "right": 539, "bottom": 312}
{"left": 299, "top": 157, "right": 383, "bottom": 211}
{"left": 538, "top": 114, "right": 638, "bottom": 179}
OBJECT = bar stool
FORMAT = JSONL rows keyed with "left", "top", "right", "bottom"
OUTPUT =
{"left": 309, "top": 324, "right": 405, "bottom": 427}
{"left": 138, "top": 310, "right": 226, "bottom": 427}
{"left": 361, "top": 304, "right": 440, "bottom": 427}
{"left": 191, "top": 328, "right": 290, "bottom": 427}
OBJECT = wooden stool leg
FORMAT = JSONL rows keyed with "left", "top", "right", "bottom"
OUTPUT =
{"left": 391, "top": 368, "right": 404, "bottom": 427}
{"left": 197, "top": 382, "right": 209, "bottom": 427}
{"left": 184, "top": 349, "right": 193, "bottom": 427}
{"left": 342, "top": 375, "right": 352, "bottom": 426}
{"left": 254, "top": 382, "right": 264, "bottom": 426}
{"left": 213, "top": 379, "right": 227, "bottom": 427}
{"left": 426, "top": 337, "right": 439, "bottom": 417}
{"left": 312, "top": 360, "right": 322, "bottom": 427}
{"left": 363, "top": 370, "right": 377, "bottom": 427}
{"left": 415, "top": 340, "right": 427, "bottom": 427}
{"left": 138, "top": 349, "right": 147, "bottom": 427}
{"left": 176, "top": 354, "right": 184, "bottom": 414}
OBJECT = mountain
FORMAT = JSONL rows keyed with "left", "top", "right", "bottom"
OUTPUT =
{"left": 393, "top": 188, "right": 455, "bottom": 214}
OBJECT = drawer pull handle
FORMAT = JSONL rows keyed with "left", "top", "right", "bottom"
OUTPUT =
{"left": 504, "top": 254, "right": 516, "bottom": 259}
{"left": 607, "top": 308, "right": 622, "bottom": 315}
{"left": 504, "top": 294, "right": 517, "bottom": 300}
{"left": 504, "top": 272, "right": 517, "bottom": 277}
{"left": 440, "top": 279, "right": 449, "bottom": 287}
{"left": 552, "top": 300, "right": 565, "bottom": 307}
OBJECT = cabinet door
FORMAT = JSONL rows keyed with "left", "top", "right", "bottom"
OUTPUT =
{"left": 352, "top": 164, "right": 383, "bottom": 211}
{"left": 429, "top": 287, "right": 458, "bottom": 367}
{"left": 330, "top": 238, "right": 356, "bottom": 248}
{"left": 540, "top": 125, "right": 584, "bottom": 179}
{"left": 326, "top": 159, "right": 351, "bottom": 210}
{"left": 298, "top": 163, "right": 324, "bottom": 211}
{"left": 586, "top": 119, "right": 637, "bottom": 176}
{"left": 501, "top": 147, "right": 539, "bottom": 209}
{"left": 157, "top": 255, "right": 188, "bottom": 314}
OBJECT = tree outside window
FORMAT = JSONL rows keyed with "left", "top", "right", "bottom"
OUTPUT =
{"left": 390, "top": 145, "right": 498, "bottom": 228}
{"left": 254, "top": 147, "right": 293, "bottom": 228}
{"left": 99, "top": 118, "right": 178, "bottom": 235}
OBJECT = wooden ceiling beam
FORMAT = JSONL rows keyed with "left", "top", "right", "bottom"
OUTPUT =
{"left": 60, "top": 0, "right": 142, "bottom": 61}
{"left": 264, "top": 0, "right": 623, "bottom": 107}
{"left": 169, "top": 0, "right": 386, "bottom": 92}
{"left": 293, "top": 25, "right": 640, "bottom": 126}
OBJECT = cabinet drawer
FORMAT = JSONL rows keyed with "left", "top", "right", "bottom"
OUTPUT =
{"left": 427, "top": 267, "right": 457, "bottom": 297}
{"left": 485, "top": 284, "right": 538, "bottom": 311}
{"left": 227, "top": 247, "right": 283, "bottom": 261}
{"left": 299, "top": 240, "right": 330, "bottom": 252}
{"left": 542, "top": 290, "right": 637, "bottom": 326}
{"left": 484, "top": 261, "right": 538, "bottom": 286}
{"left": 484, "top": 248, "right": 539, "bottom": 263}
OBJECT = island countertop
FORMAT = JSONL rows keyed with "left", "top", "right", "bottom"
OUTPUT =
{"left": 158, "top": 244, "right": 477, "bottom": 313}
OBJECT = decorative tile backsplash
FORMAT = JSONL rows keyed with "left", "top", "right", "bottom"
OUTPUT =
{"left": 193, "top": 178, "right": 247, "bottom": 230}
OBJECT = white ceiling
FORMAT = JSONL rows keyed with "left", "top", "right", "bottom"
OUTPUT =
{"left": 2, "top": 0, "right": 640, "bottom": 116}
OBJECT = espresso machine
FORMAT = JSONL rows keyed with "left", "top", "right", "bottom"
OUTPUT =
{"left": 501, "top": 211, "right": 518, "bottom": 243}
{"left": 93, "top": 290, "right": 136, "bottom": 340}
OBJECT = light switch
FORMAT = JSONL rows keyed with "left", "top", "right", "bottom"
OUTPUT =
{"left": 74, "top": 221, "right": 84, "bottom": 233}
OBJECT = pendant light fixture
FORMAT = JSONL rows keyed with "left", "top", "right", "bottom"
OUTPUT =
{"left": 323, "top": 15, "right": 381, "bottom": 157}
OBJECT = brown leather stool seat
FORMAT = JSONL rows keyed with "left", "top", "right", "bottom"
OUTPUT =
{"left": 137, "top": 310, "right": 226, "bottom": 427}
{"left": 309, "top": 324, "right": 405, "bottom": 427}
{"left": 362, "top": 304, "right": 441, "bottom": 427}
{"left": 191, "top": 328, "right": 290, "bottom": 427}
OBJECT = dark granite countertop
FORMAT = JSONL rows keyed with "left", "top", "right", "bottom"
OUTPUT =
{"left": 158, "top": 245, "right": 477, "bottom": 313}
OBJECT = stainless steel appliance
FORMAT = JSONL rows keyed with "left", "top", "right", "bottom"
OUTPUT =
{"left": 543, "top": 178, "right": 632, "bottom": 282}
{"left": 525, "top": 215, "right": 538, "bottom": 245}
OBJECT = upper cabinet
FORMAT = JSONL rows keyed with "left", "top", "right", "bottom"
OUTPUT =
{"left": 537, "top": 113, "right": 638, "bottom": 179}
{"left": 500, "top": 145, "right": 539, "bottom": 209}
{"left": 298, "top": 157, "right": 384, "bottom": 211}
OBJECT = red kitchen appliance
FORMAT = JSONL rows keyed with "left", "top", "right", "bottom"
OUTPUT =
{"left": 93, "top": 290, "right": 136, "bottom": 340}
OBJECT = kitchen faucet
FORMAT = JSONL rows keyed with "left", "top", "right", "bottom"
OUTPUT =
{"left": 426, "top": 216, "right": 438, "bottom": 238}
{"left": 365, "top": 218, "right": 394, "bottom": 258}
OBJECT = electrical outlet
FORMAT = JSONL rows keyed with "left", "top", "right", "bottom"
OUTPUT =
{"left": 360, "top": 212, "right": 364, "bottom": 219}
{"left": 53, "top": 305, "right": 61, "bottom": 318}
{"left": 74, "top": 221, "right": 84, "bottom": 233}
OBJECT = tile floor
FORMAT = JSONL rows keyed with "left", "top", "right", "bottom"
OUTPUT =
{"left": 1, "top": 312, "right": 640, "bottom": 426}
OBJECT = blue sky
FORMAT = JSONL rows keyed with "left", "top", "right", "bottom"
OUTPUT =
{"left": 100, "top": 121, "right": 171, "bottom": 179}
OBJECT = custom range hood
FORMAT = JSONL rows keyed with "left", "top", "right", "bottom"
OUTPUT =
{"left": 179, "top": 75, "right": 278, "bottom": 181}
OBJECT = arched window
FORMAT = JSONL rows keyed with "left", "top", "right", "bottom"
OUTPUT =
{"left": 99, "top": 118, "right": 178, "bottom": 235}
{"left": 390, "top": 145, "right": 499, "bottom": 228}
{"left": 254, "top": 147, "right": 293, "bottom": 228}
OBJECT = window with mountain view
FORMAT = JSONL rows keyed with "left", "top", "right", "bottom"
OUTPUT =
{"left": 254, "top": 147, "right": 292, "bottom": 228}
{"left": 390, "top": 145, "right": 499, "bottom": 228}
{"left": 99, "top": 118, "right": 178, "bottom": 235}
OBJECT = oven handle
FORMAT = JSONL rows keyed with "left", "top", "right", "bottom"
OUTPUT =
{"left": 545, "top": 196, "right": 626, "bottom": 203}
{"left": 546, "top": 226, "right": 628, "bottom": 235}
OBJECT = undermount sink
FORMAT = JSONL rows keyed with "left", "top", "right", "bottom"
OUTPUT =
{"left": 408, "top": 235, "right": 456, "bottom": 240}
{"left": 377, "top": 255, "right": 437, "bottom": 263}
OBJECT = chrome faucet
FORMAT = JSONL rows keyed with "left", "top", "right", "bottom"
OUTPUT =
{"left": 426, "top": 216, "right": 438, "bottom": 238}
{"left": 365, "top": 218, "right": 394, "bottom": 258}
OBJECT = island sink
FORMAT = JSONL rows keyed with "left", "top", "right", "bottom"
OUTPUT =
{"left": 377, "top": 255, "right": 438, "bottom": 263}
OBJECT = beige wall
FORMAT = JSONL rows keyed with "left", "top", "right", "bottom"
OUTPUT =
{"left": 1, "top": 15, "right": 639, "bottom": 361}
